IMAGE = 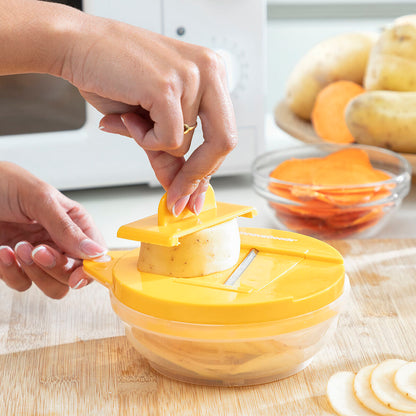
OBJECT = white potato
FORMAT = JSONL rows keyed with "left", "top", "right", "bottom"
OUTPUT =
{"left": 285, "top": 32, "right": 377, "bottom": 120}
{"left": 327, "top": 371, "right": 379, "bottom": 416}
{"left": 364, "top": 24, "right": 416, "bottom": 91}
{"left": 394, "top": 362, "right": 416, "bottom": 402}
{"left": 345, "top": 90, "right": 416, "bottom": 153}
{"left": 371, "top": 359, "right": 416, "bottom": 413}
{"left": 354, "top": 364, "right": 415, "bottom": 416}
{"left": 137, "top": 219, "right": 240, "bottom": 277}
{"left": 393, "top": 15, "right": 416, "bottom": 27}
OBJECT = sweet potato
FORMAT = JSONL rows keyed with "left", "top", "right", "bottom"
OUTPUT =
{"left": 311, "top": 81, "right": 365, "bottom": 144}
{"left": 268, "top": 148, "right": 393, "bottom": 239}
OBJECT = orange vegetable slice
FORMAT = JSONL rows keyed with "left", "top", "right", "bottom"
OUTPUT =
{"left": 268, "top": 148, "right": 394, "bottom": 238}
{"left": 311, "top": 81, "right": 365, "bottom": 144}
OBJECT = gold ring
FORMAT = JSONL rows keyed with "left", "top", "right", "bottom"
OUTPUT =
{"left": 184, "top": 122, "right": 197, "bottom": 135}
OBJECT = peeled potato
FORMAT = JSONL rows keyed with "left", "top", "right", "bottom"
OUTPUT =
{"left": 137, "top": 219, "right": 240, "bottom": 277}
{"left": 371, "top": 359, "right": 416, "bottom": 413}
{"left": 327, "top": 371, "right": 379, "bottom": 416}
{"left": 354, "top": 364, "right": 413, "bottom": 416}
{"left": 328, "top": 360, "right": 416, "bottom": 416}
{"left": 394, "top": 362, "right": 416, "bottom": 402}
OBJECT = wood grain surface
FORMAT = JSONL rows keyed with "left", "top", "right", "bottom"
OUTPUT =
{"left": 1, "top": 239, "right": 416, "bottom": 416}
{"left": 274, "top": 100, "right": 416, "bottom": 174}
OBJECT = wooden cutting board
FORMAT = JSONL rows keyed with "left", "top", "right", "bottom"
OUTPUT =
{"left": 1, "top": 239, "right": 416, "bottom": 416}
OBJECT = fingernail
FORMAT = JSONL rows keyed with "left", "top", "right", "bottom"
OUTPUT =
{"left": 0, "top": 246, "right": 14, "bottom": 267}
{"left": 72, "top": 279, "right": 88, "bottom": 290}
{"left": 120, "top": 115, "right": 133, "bottom": 134}
{"left": 92, "top": 254, "right": 112, "bottom": 263}
{"left": 193, "top": 192, "right": 206, "bottom": 216}
{"left": 172, "top": 195, "right": 190, "bottom": 217}
{"left": 80, "top": 239, "right": 107, "bottom": 258}
{"left": 15, "top": 242, "right": 33, "bottom": 265}
{"left": 32, "top": 246, "right": 56, "bottom": 268}
{"left": 99, "top": 124, "right": 109, "bottom": 133}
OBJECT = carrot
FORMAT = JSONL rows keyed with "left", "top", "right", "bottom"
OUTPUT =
{"left": 311, "top": 80, "right": 365, "bottom": 144}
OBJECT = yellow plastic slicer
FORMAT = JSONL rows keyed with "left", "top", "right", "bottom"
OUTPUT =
{"left": 117, "top": 185, "right": 257, "bottom": 246}
{"left": 84, "top": 186, "right": 345, "bottom": 329}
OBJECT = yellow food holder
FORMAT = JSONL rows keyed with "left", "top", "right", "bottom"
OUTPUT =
{"left": 84, "top": 186, "right": 348, "bottom": 386}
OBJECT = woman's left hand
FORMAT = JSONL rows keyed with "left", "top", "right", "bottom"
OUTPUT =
{"left": 0, "top": 162, "right": 107, "bottom": 299}
{"left": 0, "top": 222, "right": 89, "bottom": 299}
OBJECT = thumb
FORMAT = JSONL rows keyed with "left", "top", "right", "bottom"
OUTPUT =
{"left": 33, "top": 196, "right": 107, "bottom": 260}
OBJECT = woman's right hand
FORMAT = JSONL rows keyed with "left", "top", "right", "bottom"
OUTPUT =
{"left": 1, "top": 0, "right": 238, "bottom": 216}
{"left": 56, "top": 10, "right": 238, "bottom": 216}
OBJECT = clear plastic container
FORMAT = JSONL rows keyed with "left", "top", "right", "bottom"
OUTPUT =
{"left": 111, "top": 277, "right": 350, "bottom": 387}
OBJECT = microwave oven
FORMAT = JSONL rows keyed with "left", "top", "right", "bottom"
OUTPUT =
{"left": 0, "top": 0, "right": 266, "bottom": 190}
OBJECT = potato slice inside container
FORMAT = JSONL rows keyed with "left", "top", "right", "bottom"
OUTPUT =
{"left": 371, "top": 359, "right": 416, "bottom": 413}
{"left": 327, "top": 371, "right": 379, "bottom": 416}
{"left": 394, "top": 362, "right": 416, "bottom": 402}
{"left": 354, "top": 364, "right": 415, "bottom": 416}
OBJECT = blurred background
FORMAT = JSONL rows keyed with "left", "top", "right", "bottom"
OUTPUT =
{"left": 266, "top": 0, "right": 415, "bottom": 113}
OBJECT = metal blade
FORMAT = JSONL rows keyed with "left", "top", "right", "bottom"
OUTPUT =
{"left": 224, "top": 248, "right": 258, "bottom": 286}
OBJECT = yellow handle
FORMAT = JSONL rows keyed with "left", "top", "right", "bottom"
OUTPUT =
{"left": 83, "top": 251, "right": 127, "bottom": 288}
{"left": 157, "top": 184, "right": 217, "bottom": 227}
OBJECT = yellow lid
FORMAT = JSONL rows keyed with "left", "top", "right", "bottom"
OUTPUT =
{"left": 84, "top": 227, "right": 345, "bottom": 325}
{"left": 117, "top": 185, "right": 257, "bottom": 246}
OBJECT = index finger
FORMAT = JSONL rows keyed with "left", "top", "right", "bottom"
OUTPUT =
{"left": 166, "top": 75, "right": 238, "bottom": 212}
{"left": 140, "top": 94, "right": 184, "bottom": 154}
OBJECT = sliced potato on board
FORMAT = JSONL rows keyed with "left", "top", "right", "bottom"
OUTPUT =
{"left": 394, "top": 362, "right": 416, "bottom": 401}
{"left": 327, "top": 371, "right": 379, "bottom": 416}
{"left": 354, "top": 364, "right": 416, "bottom": 416}
{"left": 371, "top": 359, "right": 416, "bottom": 413}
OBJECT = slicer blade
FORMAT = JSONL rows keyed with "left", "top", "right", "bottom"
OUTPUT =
{"left": 224, "top": 249, "right": 258, "bottom": 286}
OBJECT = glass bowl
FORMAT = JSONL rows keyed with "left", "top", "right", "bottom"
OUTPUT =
{"left": 111, "top": 276, "right": 349, "bottom": 387}
{"left": 252, "top": 144, "right": 411, "bottom": 239}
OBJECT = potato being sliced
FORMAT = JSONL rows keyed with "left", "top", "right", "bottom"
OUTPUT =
{"left": 354, "top": 364, "right": 415, "bottom": 416}
{"left": 371, "top": 359, "right": 416, "bottom": 413}
{"left": 137, "top": 218, "right": 240, "bottom": 277}
{"left": 327, "top": 371, "right": 379, "bottom": 416}
{"left": 394, "top": 362, "right": 416, "bottom": 402}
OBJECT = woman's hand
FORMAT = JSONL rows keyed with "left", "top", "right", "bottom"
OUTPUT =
{"left": 57, "top": 12, "right": 238, "bottom": 216}
{"left": 0, "top": 162, "right": 107, "bottom": 299}
{"left": 3, "top": 1, "right": 237, "bottom": 216}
